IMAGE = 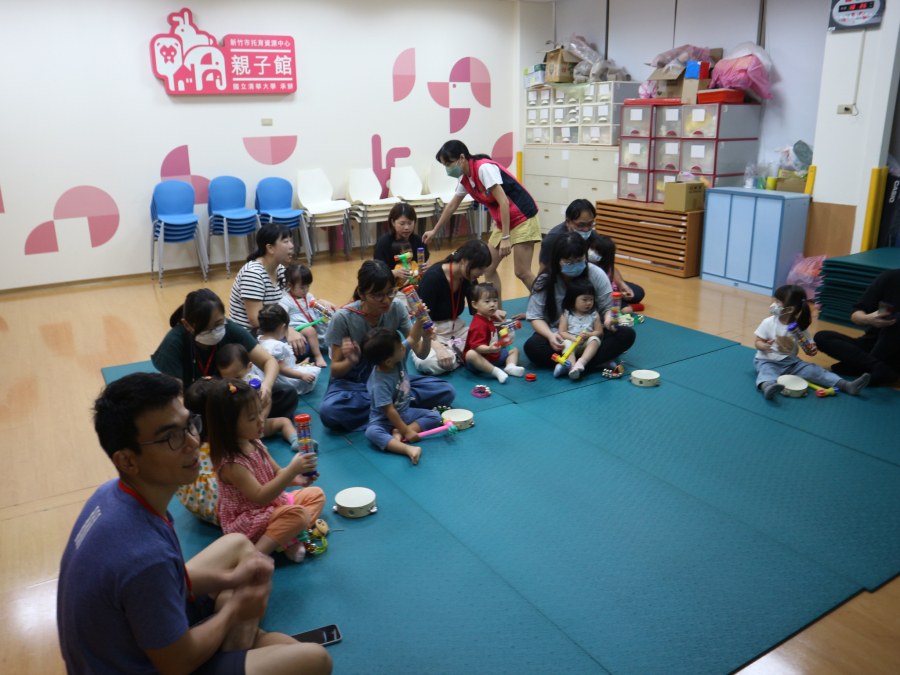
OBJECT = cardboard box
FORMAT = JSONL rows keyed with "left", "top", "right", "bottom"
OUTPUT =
{"left": 648, "top": 48, "right": 721, "bottom": 101}
{"left": 680, "top": 78, "right": 711, "bottom": 104}
{"left": 540, "top": 48, "right": 580, "bottom": 83}
{"left": 524, "top": 71, "right": 546, "bottom": 88}
{"left": 664, "top": 182, "right": 706, "bottom": 212}
{"left": 524, "top": 64, "right": 545, "bottom": 75}
{"left": 775, "top": 178, "right": 807, "bottom": 193}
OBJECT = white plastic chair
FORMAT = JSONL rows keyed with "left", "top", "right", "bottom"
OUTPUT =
{"left": 424, "top": 162, "right": 477, "bottom": 248}
{"left": 389, "top": 166, "right": 442, "bottom": 222}
{"left": 296, "top": 169, "right": 353, "bottom": 261}
{"left": 346, "top": 169, "right": 400, "bottom": 258}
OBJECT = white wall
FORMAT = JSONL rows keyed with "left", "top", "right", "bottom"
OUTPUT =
{"left": 0, "top": 0, "right": 521, "bottom": 291}
{"left": 811, "top": 4, "right": 900, "bottom": 250}
{"left": 673, "top": 0, "right": 759, "bottom": 54}
{"left": 607, "top": 0, "right": 677, "bottom": 83}
{"left": 556, "top": 0, "right": 607, "bottom": 57}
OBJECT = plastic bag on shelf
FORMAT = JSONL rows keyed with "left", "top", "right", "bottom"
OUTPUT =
{"left": 723, "top": 41, "right": 773, "bottom": 74}
{"left": 786, "top": 254, "right": 827, "bottom": 301}
{"left": 639, "top": 79, "right": 658, "bottom": 99}
{"left": 710, "top": 55, "right": 772, "bottom": 99}
{"left": 565, "top": 34, "right": 602, "bottom": 65}
{"left": 649, "top": 44, "right": 710, "bottom": 69}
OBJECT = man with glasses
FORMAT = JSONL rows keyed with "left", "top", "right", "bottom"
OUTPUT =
{"left": 57, "top": 372, "right": 332, "bottom": 675}
{"left": 538, "top": 200, "right": 600, "bottom": 272}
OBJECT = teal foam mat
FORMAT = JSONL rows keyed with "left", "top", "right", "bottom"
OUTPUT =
{"left": 101, "top": 360, "right": 159, "bottom": 383}
{"left": 519, "top": 381, "right": 900, "bottom": 591}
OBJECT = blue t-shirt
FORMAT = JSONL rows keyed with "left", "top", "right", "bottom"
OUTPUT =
{"left": 57, "top": 480, "right": 191, "bottom": 674}
{"left": 367, "top": 340, "right": 412, "bottom": 424}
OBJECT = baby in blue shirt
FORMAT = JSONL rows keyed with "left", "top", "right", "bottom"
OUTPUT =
{"left": 362, "top": 326, "right": 443, "bottom": 464}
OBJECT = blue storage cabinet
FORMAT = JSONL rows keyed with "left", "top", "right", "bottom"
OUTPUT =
{"left": 701, "top": 187, "right": 809, "bottom": 296}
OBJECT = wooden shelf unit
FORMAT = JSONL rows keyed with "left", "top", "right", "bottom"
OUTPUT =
{"left": 594, "top": 199, "right": 704, "bottom": 278}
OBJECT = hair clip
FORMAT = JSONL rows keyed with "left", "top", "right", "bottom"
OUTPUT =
{"left": 228, "top": 382, "right": 237, "bottom": 393}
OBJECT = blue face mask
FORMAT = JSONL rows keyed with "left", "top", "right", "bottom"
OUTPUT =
{"left": 576, "top": 229, "right": 592, "bottom": 239}
{"left": 561, "top": 261, "right": 586, "bottom": 276}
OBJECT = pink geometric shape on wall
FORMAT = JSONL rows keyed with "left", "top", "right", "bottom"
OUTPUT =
{"left": 427, "top": 81, "right": 450, "bottom": 108}
{"left": 491, "top": 132, "right": 514, "bottom": 168}
{"left": 392, "top": 48, "right": 415, "bottom": 102}
{"left": 0, "top": 184, "right": 4, "bottom": 213}
{"left": 449, "top": 108, "right": 471, "bottom": 134}
{"left": 161, "top": 145, "right": 209, "bottom": 204}
{"left": 372, "top": 135, "right": 411, "bottom": 199}
{"left": 24, "top": 221, "right": 59, "bottom": 255}
{"left": 243, "top": 136, "right": 298, "bottom": 165}
{"left": 53, "top": 186, "right": 120, "bottom": 248}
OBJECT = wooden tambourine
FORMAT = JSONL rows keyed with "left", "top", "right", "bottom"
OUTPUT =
{"left": 441, "top": 409, "right": 474, "bottom": 430}
{"left": 630, "top": 369, "right": 660, "bottom": 387}
{"left": 333, "top": 487, "right": 377, "bottom": 518}
{"left": 777, "top": 374, "right": 808, "bottom": 397}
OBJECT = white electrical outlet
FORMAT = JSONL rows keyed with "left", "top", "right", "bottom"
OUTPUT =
{"left": 837, "top": 105, "right": 852, "bottom": 115}
{"left": 262, "top": 118, "right": 273, "bottom": 126}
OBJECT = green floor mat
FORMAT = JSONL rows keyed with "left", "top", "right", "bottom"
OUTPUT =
{"left": 657, "top": 344, "right": 900, "bottom": 467}
{"left": 519, "top": 381, "right": 900, "bottom": 591}
{"left": 364, "top": 405, "right": 861, "bottom": 675}
{"left": 101, "top": 360, "right": 159, "bottom": 384}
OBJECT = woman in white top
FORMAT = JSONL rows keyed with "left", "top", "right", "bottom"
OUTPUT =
{"left": 228, "top": 222, "right": 308, "bottom": 357}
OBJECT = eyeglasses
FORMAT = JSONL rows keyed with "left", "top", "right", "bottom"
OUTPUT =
{"left": 572, "top": 221, "right": 595, "bottom": 230}
{"left": 196, "top": 321, "right": 226, "bottom": 338}
{"left": 137, "top": 414, "right": 202, "bottom": 452}
{"left": 367, "top": 290, "right": 398, "bottom": 303}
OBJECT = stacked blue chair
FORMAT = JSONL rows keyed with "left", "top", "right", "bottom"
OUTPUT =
{"left": 208, "top": 176, "right": 259, "bottom": 278}
{"left": 255, "top": 177, "right": 312, "bottom": 266}
{"left": 151, "top": 180, "right": 209, "bottom": 287}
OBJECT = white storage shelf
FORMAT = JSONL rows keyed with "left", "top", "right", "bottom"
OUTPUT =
{"left": 524, "top": 82, "right": 636, "bottom": 147}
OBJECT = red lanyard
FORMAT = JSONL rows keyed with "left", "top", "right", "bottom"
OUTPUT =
{"left": 449, "top": 264, "right": 462, "bottom": 323}
{"left": 342, "top": 303, "right": 379, "bottom": 319}
{"left": 291, "top": 293, "right": 313, "bottom": 323}
{"left": 118, "top": 480, "right": 195, "bottom": 602}
{"left": 190, "top": 342, "right": 216, "bottom": 377}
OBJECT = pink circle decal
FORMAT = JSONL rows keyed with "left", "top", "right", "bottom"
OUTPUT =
{"left": 243, "top": 136, "right": 298, "bottom": 165}
{"left": 53, "top": 186, "right": 120, "bottom": 248}
{"left": 24, "top": 221, "right": 59, "bottom": 255}
{"left": 491, "top": 132, "right": 514, "bottom": 168}
{"left": 392, "top": 48, "right": 415, "bottom": 102}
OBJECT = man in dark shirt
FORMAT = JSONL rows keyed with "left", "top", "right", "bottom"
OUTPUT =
{"left": 815, "top": 268, "right": 900, "bottom": 386}
{"left": 538, "top": 199, "right": 600, "bottom": 271}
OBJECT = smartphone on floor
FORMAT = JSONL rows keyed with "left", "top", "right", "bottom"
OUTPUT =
{"left": 292, "top": 624, "right": 342, "bottom": 646}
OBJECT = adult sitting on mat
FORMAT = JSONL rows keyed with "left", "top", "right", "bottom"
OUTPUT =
{"left": 524, "top": 231, "right": 636, "bottom": 370}
{"left": 57, "top": 372, "right": 332, "bottom": 675}
{"left": 372, "top": 202, "right": 431, "bottom": 285}
{"left": 815, "top": 267, "right": 900, "bottom": 386}
{"left": 229, "top": 222, "right": 308, "bottom": 358}
{"left": 152, "top": 289, "right": 300, "bottom": 420}
{"left": 538, "top": 199, "right": 601, "bottom": 272}
{"left": 422, "top": 139, "right": 541, "bottom": 300}
{"left": 413, "top": 239, "right": 499, "bottom": 374}
{"left": 319, "top": 260, "right": 456, "bottom": 431}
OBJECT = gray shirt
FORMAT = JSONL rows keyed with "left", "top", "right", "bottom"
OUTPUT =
{"left": 367, "top": 341, "right": 412, "bottom": 423}
{"left": 526, "top": 264, "right": 613, "bottom": 329}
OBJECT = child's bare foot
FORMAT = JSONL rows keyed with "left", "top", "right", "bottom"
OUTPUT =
{"left": 405, "top": 444, "right": 422, "bottom": 465}
{"left": 315, "top": 356, "right": 328, "bottom": 368}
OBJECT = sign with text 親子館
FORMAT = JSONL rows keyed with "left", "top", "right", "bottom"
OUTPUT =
{"left": 150, "top": 8, "right": 297, "bottom": 95}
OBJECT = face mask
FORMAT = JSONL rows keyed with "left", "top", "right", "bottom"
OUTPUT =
{"left": 445, "top": 159, "right": 464, "bottom": 179}
{"left": 561, "top": 261, "right": 586, "bottom": 276}
{"left": 195, "top": 324, "right": 226, "bottom": 346}
{"left": 587, "top": 250, "right": 601, "bottom": 263}
{"left": 576, "top": 229, "right": 592, "bottom": 239}
{"left": 769, "top": 303, "right": 788, "bottom": 318}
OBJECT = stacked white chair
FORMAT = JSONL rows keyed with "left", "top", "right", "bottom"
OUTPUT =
{"left": 389, "top": 166, "right": 442, "bottom": 224}
{"left": 296, "top": 169, "right": 353, "bottom": 261}
{"left": 346, "top": 169, "right": 400, "bottom": 259}
{"left": 424, "top": 162, "right": 478, "bottom": 249}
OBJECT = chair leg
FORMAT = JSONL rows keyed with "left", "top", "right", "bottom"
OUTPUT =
{"left": 298, "top": 214, "right": 313, "bottom": 267}
{"left": 150, "top": 223, "right": 156, "bottom": 278}
{"left": 158, "top": 221, "right": 165, "bottom": 287}
{"left": 343, "top": 213, "right": 352, "bottom": 261}
{"left": 195, "top": 227, "right": 209, "bottom": 282}
{"left": 223, "top": 218, "right": 231, "bottom": 279}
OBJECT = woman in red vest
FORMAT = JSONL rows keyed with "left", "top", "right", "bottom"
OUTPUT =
{"left": 422, "top": 140, "right": 541, "bottom": 304}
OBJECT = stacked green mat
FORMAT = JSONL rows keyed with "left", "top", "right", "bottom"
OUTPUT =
{"left": 816, "top": 248, "right": 900, "bottom": 326}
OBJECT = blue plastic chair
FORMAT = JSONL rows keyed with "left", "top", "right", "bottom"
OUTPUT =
{"left": 150, "top": 180, "right": 208, "bottom": 287}
{"left": 208, "top": 176, "right": 259, "bottom": 278}
{"left": 255, "top": 177, "right": 312, "bottom": 265}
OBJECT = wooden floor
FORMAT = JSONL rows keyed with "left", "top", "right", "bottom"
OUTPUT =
{"left": 1, "top": 243, "right": 898, "bottom": 675}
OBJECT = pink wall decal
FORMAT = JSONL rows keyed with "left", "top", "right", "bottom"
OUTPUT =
{"left": 392, "top": 48, "right": 415, "bottom": 102}
{"left": 372, "top": 135, "right": 410, "bottom": 199}
{"left": 54, "top": 186, "right": 120, "bottom": 248}
{"left": 25, "top": 221, "right": 59, "bottom": 255}
{"left": 150, "top": 9, "right": 297, "bottom": 95}
{"left": 0, "top": 184, "right": 4, "bottom": 213}
{"left": 428, "top": 56, "right": 492, "bottom": 132}
{"left": 491, "top": 132, "right": 514, "bottom": 168}
{"left": 243, "top": 136, "right": 298, "bottom": 165}
{"left": 161, "top": 145, "right": 209, "bottom": 204}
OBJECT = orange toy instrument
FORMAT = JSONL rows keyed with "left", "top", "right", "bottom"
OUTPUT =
{"left": 493, "top": 319, "right": 521, "bottom": 348}
{"left": 551, "top": 331, "right": 587, "bottom": 369}
{"left": 610, "top": 291, "right": 622, "bottom": 325}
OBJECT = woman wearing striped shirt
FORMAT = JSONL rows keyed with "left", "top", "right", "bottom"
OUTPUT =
{"left": 228, "top": 223, "right": 308, "bottom": 357}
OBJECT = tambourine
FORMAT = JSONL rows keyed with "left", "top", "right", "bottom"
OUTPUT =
{"left": 777, "top": 374, "right": 808, "bottom": 398}
{"left": 441, "top": 408, "right": 474, "bottom": 430}
{"left": 630, "top": 369, "right": 660, "bottom": 387}
{"left": 333, "top": 487, "right": 378, "bottom": 518}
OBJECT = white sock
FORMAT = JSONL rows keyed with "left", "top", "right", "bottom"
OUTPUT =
{"left": 504, "top": 363, "right": 525, "bottom": 377}
{"left": 492, "top": 367, "right": 509, "bottom": 383}
{"left": 554, "top": 363, "right": 568, "bottom": 378}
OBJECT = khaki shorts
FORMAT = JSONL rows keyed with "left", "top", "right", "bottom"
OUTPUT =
{"left": 488, "top": 214, "right": 542, "bottom": 248}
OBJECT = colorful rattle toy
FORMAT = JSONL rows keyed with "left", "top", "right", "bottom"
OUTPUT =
{"left": 401, "top": 285, "right": 434, "bottom": 329}
{"left": 493, "top": 319, "right": 521, "bottom": 348}
{"left": 312, "top": 301, "right": 334, "bottom": 320}
{"left": 293, "top": 414, "right": 318, "bottom": 477}
{"left": 551, "top": 331, "right": 587, "bottom": 369}
{"left": 787, "top": 322, "right": 817, "bottom": 356}
{"left": 402, "top": 421, "right": 458, "bottom": 442}
{"left": 610, "top": 291, "right": 622, "bottom": 326}
{"left": 808, "top": 382, "right": 838, "bottom": 398}
{"left": 472, "top": 384, "right": 492, "bottom": 398}
{"left": 417, "top": 247, "right": 426, "bottom": 268}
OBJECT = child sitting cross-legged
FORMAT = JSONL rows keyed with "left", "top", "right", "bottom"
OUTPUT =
{"left": 555, "top": 277, "right": 603, "bottom": 380}
{"left": 361, "top": 325, "right": 444, "bottom": 465}
{"left": 256, "top": 304, "right": 321, "bottom": 396}
{"left": 463, "top": 282, "right": 525, "bottom": 383}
